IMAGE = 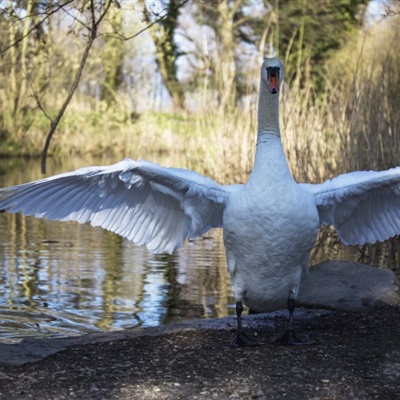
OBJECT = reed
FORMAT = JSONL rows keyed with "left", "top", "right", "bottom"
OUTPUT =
{"left": 280, "top": 17, "right": 400, "bottom": 183}
{"left": 1, "top": 17, "right": 399, "bottom": 187}
{"left": 338, "top": 21, "right": 400, "bottom": 173}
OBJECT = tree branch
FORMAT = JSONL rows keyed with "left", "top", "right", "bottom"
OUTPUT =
{"left": 41, "top": 0, "right": 113, "bottom": 173}
{"left": 109, "top": 0, "right": 190, "bottom": 42}
{"left": 1, "top": 0, "right": 75, "bottom": 53}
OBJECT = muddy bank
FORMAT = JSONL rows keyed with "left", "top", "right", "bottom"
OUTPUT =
{"left": 0, "top": 261, "right": 399, "bottom": 399}
{"left": 0, "top": 307, "right": 399, "bottom": 399}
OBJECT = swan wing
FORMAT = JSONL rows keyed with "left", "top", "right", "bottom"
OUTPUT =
{"left": 301, "top": 167, "right": 400, "bottom": 245}
{"left": 0, "top": 158, "right": 230, "bottom": 254}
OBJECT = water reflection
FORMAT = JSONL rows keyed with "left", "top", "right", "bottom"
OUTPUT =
{"left": 0, "top": 217, "right": 231, "bottom": 342}
{"left": 0, "top": 157, "right": 399, "bottom": 343}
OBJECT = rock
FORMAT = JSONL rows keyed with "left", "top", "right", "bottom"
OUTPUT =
{"left": 298, "top": 261, "right": 400, "bottom": 310}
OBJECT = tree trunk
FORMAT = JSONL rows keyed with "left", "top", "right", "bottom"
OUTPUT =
{"left": 101, "top": 8, "right": 124, "bottom": 106}
{"left": 215, "top": 1, "right": 238, "bottom": 111}
{"left": 140, "top": 0, "right": 186, "bottom": 111}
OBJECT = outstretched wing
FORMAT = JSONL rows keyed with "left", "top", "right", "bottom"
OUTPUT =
{"left": 301, "top": 167, "right": 400, "bottom": 245}
{"left": 0, "top": 158, "right": 230, "bottom": 254}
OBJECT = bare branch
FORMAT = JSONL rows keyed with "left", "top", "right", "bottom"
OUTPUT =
{"left": 116, "top": 0, "right": 190, "bottom": 42}
{"left": 28, "top": 77, "right": 53, "bottom": 123}
{"left": 41, "top": 0, "right": 113, "bottom": 173}
{"left": 383, "top": 6, "right": 400, "bottom": 16}
{"left": 1, "top": 0, "right": 76, "bottom": 53}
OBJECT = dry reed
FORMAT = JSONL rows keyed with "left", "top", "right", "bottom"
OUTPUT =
{"left": 1, "top": 16, "right": 399, "bottom": 187}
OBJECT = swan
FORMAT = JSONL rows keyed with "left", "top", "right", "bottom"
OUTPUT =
{"left": 1, "top": 57, "right": 400, "bottom": 346}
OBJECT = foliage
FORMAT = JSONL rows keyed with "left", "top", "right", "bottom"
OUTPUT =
{"left": 275, "top": 0, "right": 368, "bottom": 89}
{"left": 328, "top": 14, "right": 400, "bottom": 172}
{"left": 185, "top": 0, "right": 368, "bottom": 101}
{"left": 0, "top": 0, "right": 398, "bottom": 187}
{"left": 100, "top": 7, "right": 124, "bottom": 105}
{"left": 140, "top": 0, "right": 188, "bottom": 111}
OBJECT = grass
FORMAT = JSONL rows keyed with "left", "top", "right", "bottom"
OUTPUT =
{"left": 0, "top": 16, "right": 399, "bottom": 186}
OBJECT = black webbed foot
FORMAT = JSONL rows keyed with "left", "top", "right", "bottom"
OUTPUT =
{"left": 271, "top": 329, "right": 314, "bottom": 346}
{"left": 270, "top": 298, "right": 314, "bottom": 346}
{"left": 231, "top": 301, "right": 264, "bottom": 348}
{"left": 231, "top": 331, "right": 264, "bottom": 348}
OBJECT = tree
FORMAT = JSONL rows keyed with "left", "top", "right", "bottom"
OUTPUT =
{"left": 139, "top": 0, "right": 188, "bottom": 111}
{"left": 0, "top": 0, "right": 371, "bottom": 166}
{"left": 1, "top": 0, "right": 34, "bottom": 137}
{"left": 275, "top": 0, "right": 369, "bottom": 89}
{"left": 100, "top": 6, "right": 124, "bottom": 106}
{"left": 189, "top": 0, "right": 368, "bottom": 98}
{"left": 187, "top": 0, "right": 266, "bottom": 110}
{"left": 39, "top": 0, "right": 114, "bottom": 172}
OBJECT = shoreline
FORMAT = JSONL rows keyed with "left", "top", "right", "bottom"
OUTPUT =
{"left": 0, "top": 260, "right": 399, "bottom": 399}
{"left": 0, "top": 306, "right": 399, "bottom": 399}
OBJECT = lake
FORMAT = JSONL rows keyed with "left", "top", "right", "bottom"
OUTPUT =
{"left": 1, "top": 157, "right": 399, "bottom": 343}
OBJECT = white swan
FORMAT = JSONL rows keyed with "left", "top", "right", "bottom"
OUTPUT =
{"left": 1, "top": 57, "right": 400, "bottom": 346}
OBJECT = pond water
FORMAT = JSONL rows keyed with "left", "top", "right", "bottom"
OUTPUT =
{"left": 0, "top": 157, "right": 399, "bottom": 343}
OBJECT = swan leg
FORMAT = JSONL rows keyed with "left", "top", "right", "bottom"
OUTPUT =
{"left": 271, "top": 298, "right": 314, "bottom": 346}
{"left": 231, "top": 301, "right": 263, "bottom": 348}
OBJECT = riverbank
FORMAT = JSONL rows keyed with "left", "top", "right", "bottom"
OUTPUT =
{"left": 0, "top": 307, "right": 399, "bottom": 399}
{"left": 0, "top": 261, "right": 399, "bottom": 399}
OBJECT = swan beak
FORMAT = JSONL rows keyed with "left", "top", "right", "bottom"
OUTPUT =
{"left": 267, "top": 67, "right": 280, "bottom": 94}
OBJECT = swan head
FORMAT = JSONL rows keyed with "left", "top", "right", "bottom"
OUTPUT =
{"left": 261, "top": 58, "right": 284, "bottom": 95}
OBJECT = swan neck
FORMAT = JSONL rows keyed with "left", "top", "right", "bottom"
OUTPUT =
{"left": 257, "top": 82, "right": 280, "bottom": 143}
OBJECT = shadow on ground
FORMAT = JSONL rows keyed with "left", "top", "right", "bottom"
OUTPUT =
{"left": 0, "top": 261, "right": 399, "bottom": 400}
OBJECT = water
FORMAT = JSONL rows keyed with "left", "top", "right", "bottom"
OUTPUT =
{"left": 0, "top": 157, "right": 399, "bottom": 343}
{"left": 0, "top": 157, "right": 234, "bottom": 343}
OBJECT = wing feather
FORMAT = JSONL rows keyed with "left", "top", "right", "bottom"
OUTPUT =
{"left": 301, "top": 167, "right": 400, "bottom": 245}
{"left": 0, "top": 158, "right": 230, "bottom": 254}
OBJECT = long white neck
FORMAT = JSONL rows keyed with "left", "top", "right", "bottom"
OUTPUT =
{"left": 248, "top": 80, "right": 293, "bottom": 186}
{"left": 257, "top": 80, "right": 280, "bottom": 141}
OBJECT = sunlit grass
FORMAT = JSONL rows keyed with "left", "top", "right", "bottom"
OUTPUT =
{"left": 0, "top": 16, "right": 399, "bottom": 186}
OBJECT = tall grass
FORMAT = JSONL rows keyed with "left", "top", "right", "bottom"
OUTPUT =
{"left": 281, "top": 17, "right": 400, "bottom": 183}
{"left": 1, "top": 16, "right": 399, "bottom": 186}
{"left": 336, "top": 22, "right": 400, "bottom": 173}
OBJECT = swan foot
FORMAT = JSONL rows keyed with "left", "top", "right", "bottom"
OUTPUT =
{"left": 231, "top": 301, "right": 264, "bottom": 347}
{"left": 231, "top": 331, "right": 264, "bottom": 348}
{"left": 270, "top": 298, "right": 314, "bottom": 346}
{"left": 271, "top": 329, "right": 314, "bottom": 346}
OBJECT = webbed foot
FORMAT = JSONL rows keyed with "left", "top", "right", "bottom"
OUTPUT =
{"left": 271, "top": 329, "right": 314, "bottom": 346}
{"left": 231, "top": 331, "right": 264, "bottom": 348}
{"left": 231, "top": 301, "right": 264, "bottom": 348}
{"left": 270, "top": 298, "right": 315, "bottom": 346}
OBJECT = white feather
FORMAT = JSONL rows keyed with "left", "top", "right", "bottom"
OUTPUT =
{"left": 301, "top": 167, "right": 400, "bottom": 245}
{"left": 0, "top": 158, "right": 229, "bottom": 254}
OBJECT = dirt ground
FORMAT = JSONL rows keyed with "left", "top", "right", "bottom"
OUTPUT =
{"left": 0, "top": 306, "right": 399, "bottom": 400}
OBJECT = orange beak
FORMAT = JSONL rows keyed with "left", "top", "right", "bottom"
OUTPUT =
{"left": 268, "top": 75, "right": 279, "bottom": 94}
{"left": 267, "top": 67, "right": 280, "bottom": 94}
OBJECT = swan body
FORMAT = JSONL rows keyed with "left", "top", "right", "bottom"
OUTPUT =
{"left": 1, "top": 58, "right": 400, "bottom": 344}
{"left": 224, "top": 135, "right": 319, "bottom": 313}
